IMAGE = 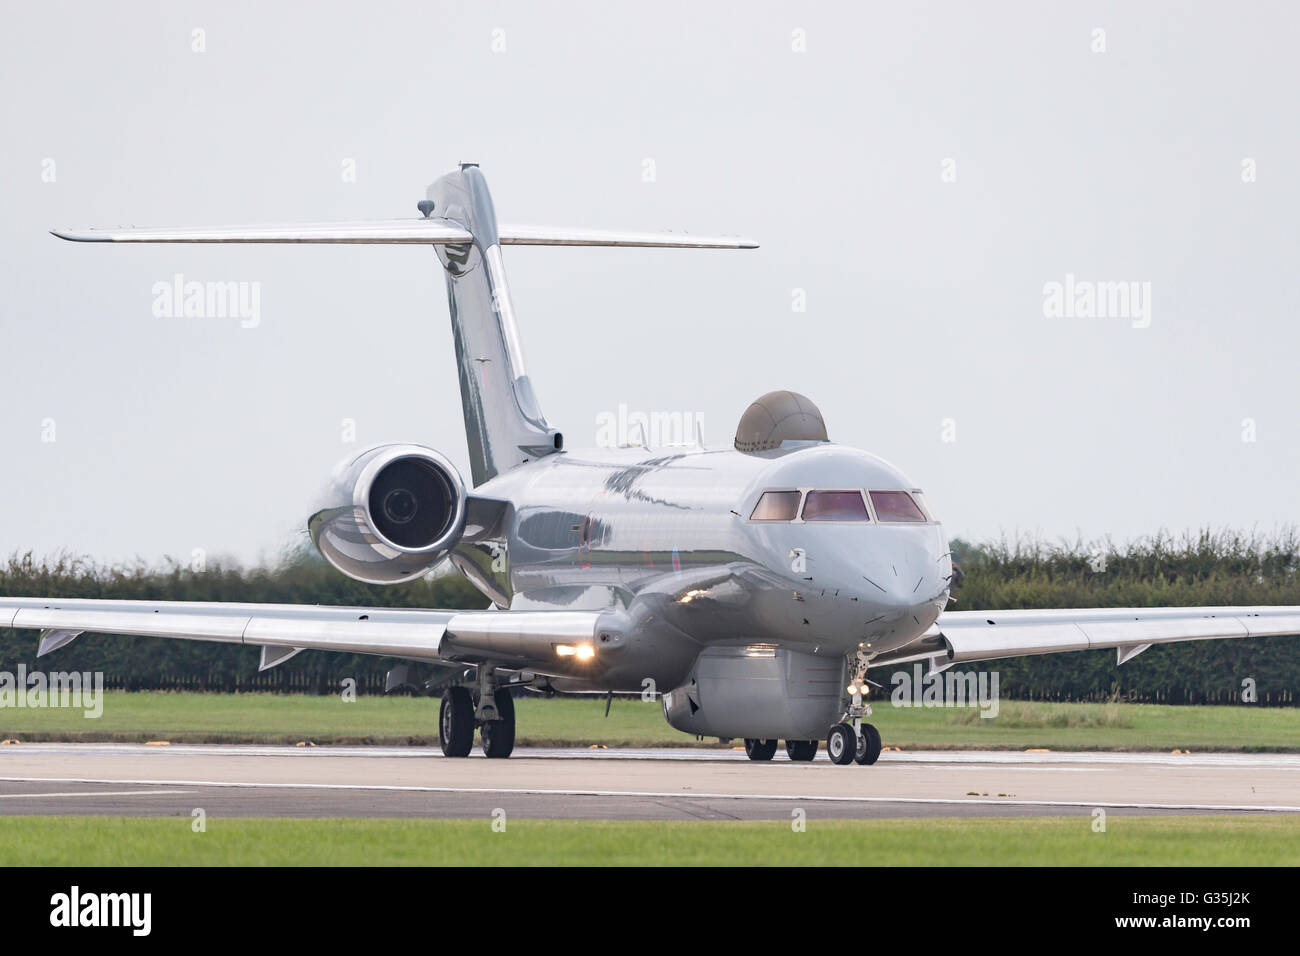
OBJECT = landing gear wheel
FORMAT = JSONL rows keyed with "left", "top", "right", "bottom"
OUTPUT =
{"left": 744, "top": 738, "right": 778, "bottom": 761}
{"left": 481, "top": 690, "right": 516, "bottom": 758}
{"left": 439, "top": 686, "right": 474, "bottom": 758}
{"left": 785, "top": 739, "right": 819, "bottom": 762}
{"left": 827, "top": 723, "right": 856, "bottom": 765}
{"left": 854, "top": 723, "right": 882, "bottom": 765}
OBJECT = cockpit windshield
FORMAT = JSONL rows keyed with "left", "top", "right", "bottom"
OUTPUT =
{"left": 750, "top": 490, "right": 801, "bottom": 521}
{"left": 747, "top": 488, "right": 932, "bottom": 523}
{"left": 869, "top": 490, "right": 926, "bottom": 522}
{"left": 802, "top": 490, "right": 868, "bottom": 521}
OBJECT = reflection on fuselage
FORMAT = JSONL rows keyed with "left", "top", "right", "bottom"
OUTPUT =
{"left": 459, "top": 441, "right": 951, "bottom": 662}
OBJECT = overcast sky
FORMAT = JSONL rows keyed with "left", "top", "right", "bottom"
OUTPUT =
{"left": 2, "top": 1, "right": 1298, "bottom": 567}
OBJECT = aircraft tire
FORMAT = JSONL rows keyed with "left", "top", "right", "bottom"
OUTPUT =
{"left": 481, "top": 690, "right": 516, "bottom": 758}
{"left": 785, "top": 739, "right": 819, "bottom": 762}
{"left": 827, "top": 723, "right": 856, "bottom": 765}
{"left": 744, "top": 738, "right": 778, "bottom": 761}
{"left": 439, "top": 686, "right": 475, "bottom": 757}
{"left": 854, "top": 723, "right": 882, "bottom": 765}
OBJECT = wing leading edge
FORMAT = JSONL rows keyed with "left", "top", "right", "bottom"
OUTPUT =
{"left": 0, "top": 597, "right": 606, "bottom": 673}
{"left": 874, "top": 605, "right": 1300, "bottom": 671}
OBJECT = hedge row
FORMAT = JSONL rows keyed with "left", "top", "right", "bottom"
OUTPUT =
{"left": 1, "top": 529, "right": 1297, "bottom": 703}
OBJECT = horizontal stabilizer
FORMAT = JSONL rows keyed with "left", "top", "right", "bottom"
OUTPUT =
{"left": 50, "top": 220, "right": 474, "bottom": 244}
{"left": 499, "top": 225, "right": 757, "bottom": 249}
{"left": 51, "top": 221, "right": 758, "bottom": 249}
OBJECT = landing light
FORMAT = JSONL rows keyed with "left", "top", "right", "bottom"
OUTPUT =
{"left": 556, "top": 644, "right": 595, "bottom": 660}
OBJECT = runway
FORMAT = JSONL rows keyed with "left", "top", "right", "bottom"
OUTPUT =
{"left": 1, "top": 743, "right": 1298, "bottom": 821}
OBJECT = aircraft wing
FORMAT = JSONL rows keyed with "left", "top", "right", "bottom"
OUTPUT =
{"left": 0, "top": 597, "right": 607, "bottom": 673}
{"left": 874, "top": 605, "right": 1300, "bottom": 670}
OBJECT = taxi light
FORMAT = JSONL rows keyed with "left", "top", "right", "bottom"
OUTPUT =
{"left": 556, "top": 644, "right": 596, "bottom": 660}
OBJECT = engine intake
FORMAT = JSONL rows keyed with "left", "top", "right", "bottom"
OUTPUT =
{"left": 309, "top": 444, "right": 467, "bottom": 584}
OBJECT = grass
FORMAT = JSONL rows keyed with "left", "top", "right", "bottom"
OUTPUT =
{"left": 1, "top": 815, "right": 1296, "bottom": 866}
{"left": 2, "top": 692, "right": 1299, "bottom": 751}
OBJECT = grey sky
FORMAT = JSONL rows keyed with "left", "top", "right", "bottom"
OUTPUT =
{"left": 2, "top": 1, "right": 1298, "bottom": 566}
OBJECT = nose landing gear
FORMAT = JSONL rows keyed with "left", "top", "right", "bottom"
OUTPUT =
{"left": 824, "top": 650, "right": 884, "bottom": 766}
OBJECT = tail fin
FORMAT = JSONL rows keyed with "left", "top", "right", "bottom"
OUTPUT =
{"left": 52, "top": 164, "right": 758, "bottom": 486}
{"left": 426, "top": 164, "right": 559, "bottom": 486}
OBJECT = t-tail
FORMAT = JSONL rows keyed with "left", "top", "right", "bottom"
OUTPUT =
{"left": 52, "top": 163, "right": 758, "bottom": 486}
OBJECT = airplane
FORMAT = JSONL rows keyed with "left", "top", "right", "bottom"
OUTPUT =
{"left": 4, "top": 163, "right": 1298, "bottom": 765}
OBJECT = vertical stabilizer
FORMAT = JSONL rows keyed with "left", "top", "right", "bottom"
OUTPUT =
{"left": 428, "top": 165, "right": 561, "bottom": 486}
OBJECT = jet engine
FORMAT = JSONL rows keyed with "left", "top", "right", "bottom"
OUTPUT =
{"left": 309, "top": 444, "right": 467, "bottom": 584}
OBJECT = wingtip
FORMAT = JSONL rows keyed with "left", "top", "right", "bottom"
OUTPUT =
{"left": 50, "top": 228, "right": 107, "bottom": 242}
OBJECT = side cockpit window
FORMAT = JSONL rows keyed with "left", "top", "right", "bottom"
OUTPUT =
{"left": 869, "top": 490, "right": 927, "bottom": 522}
{"left": 802, "top": 490, "right": 869, "bottom": 521}
{"left": 750, "top": 490, "right": 801, "bottom": 521}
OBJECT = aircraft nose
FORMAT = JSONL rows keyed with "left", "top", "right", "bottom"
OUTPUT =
{"left": 859, "top": 533, "right": 949, "bottom": 614}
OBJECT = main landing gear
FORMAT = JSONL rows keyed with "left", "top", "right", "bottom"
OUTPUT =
{"left": 741, "top": 738, "right": 819, "bottom": 761}
{"left": 439, "top": 670, "right": 517, "bottom": 759}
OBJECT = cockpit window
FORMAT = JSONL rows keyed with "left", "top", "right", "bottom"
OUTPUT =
{"left": 869, "top": 490, "right": 926, "bottom": 522}
{"left": 802, "top": 490, "right": 869, "bottom": 521}
{"left": 750, "top": 490, "right": 801, "bottom": 521}
{"left": 911, "top": 491, "right": 936, "bottom": 521}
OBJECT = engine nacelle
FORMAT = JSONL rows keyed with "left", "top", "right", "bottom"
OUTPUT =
{"left": 309, "top": 444, "right": 467, "bottom": 584}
